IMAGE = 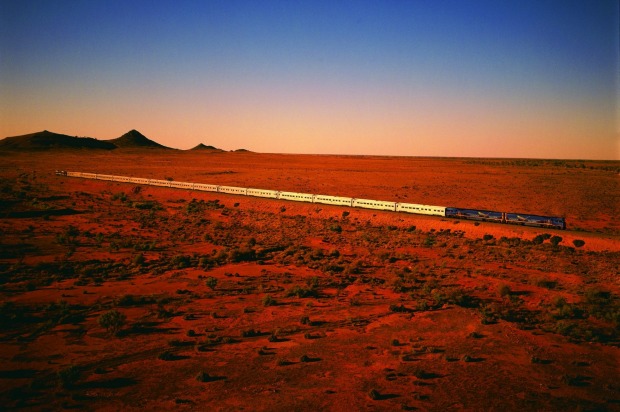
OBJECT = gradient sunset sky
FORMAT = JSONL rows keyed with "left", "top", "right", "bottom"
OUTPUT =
{"left": 1, "top": 1, "right": 618, "bottom": 159}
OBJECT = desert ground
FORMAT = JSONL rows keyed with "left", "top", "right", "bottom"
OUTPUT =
{"left": 1, "top": 149, "right": 619, "bottom": 411}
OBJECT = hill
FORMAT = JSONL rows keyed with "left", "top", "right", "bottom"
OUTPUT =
{"left": 0, "top": 130, "right": 116, "bottom": 151}
{"left": 190, "top": 143, "right": 224, "bottom": 152}
{"left": 107, "top": 130, "right": 170, "bottom": 149}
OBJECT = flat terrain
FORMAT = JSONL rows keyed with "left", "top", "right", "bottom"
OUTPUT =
{"left": 1, "top": 150, "right": 619, "bottom": 411}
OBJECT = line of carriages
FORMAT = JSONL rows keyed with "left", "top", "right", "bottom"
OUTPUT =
{"left": 57, "top": 171, "right": 565, "bottom": 229}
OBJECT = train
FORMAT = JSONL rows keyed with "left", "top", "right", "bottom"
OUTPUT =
{"left": 55, "top": 170, "right": 566, "bottom": 230}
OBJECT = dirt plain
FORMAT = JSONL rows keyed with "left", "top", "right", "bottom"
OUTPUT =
{"left": 0, "top": 149, "right": 619, "bottom": 411}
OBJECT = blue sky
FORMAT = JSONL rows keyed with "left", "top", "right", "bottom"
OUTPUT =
{"left": 1, "top": 1, "right": 618, "bottom": 159}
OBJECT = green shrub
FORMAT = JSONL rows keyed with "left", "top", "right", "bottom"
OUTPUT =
{"left": 550, "top": 236, "right": 562, "bottom": 246}
{"left": 556, "top": 303, "right": 584, "bottom": 319}
{"left": 158, "top": 351, "right": 175, "bottom": 361}
{"left": 171, "top": 255, "right": 191, "bottom": 269}
{"left": 349, "top": 297, "right": 361, "bottom": 306}
{"left": 306, "top": 276, "right": 320, "bottom": 288}
{"left": 229, "top": 247, "right": 256, "bottom": 262}
{"left": 196, "top": 371, "right": 214, "bottom": 382}
{"left": 447, "top": 288, "right": 477, "bottom": 308}
{"left": 391, "top": 279, "right": 406, "bottom": 293}
{"left": 413, "top": 368, "right": 432, "bottom": 379}
{"left": 133, "top": 201, "right": 161, "bottom": 210}
{"left": 573, "top": 239, "right": 585, "bottom": 248}
{"left": 422, "top": 235, "right": 435, "bottom": 247}
{"left": 535, "top": 278, "right": 557, "bottom": 289}
{"left": 198, "top": 256, "right": 212, "bottom": 268}
{"left": 111, "top": 192, "right": 127, "bottom": 202}
{"left": 389, "top": 304, "right": 412, "bottom": 313}
{"left": 157, "top": 305, "right": 174, "bottom": 319}
{"left": 57, "top": 365, "right": 80, "bottom": 388}
{"left": 584, "top": 288, "right": 611, "bottom": 305}
{"left": 116, "top": 294, "right": 135, "bottom": 306}
{"left": 582, "top": 288, "right": 618, "bottom": 325}
{"left": 498, "top": 284, "right": 512, "bottom": 298}
{"left": 262, "top": 295, "right": 276, "bottom": 306}
{"left": 552, "top": 295, "right": 567, "bottom": 308}
{"left": 368, "top": 388, "right": 381, "bottom": 400}
{"left": 241, "top": 329, "right": 261, "bottom": 338}
{"left": 285, "top": 285, "right": 318, "bottom": 298}
{"left": 132, "top": 253, "right": 145, "bottom": 266}
{"left": 416, "top": 300, "right": 429, "bottom": 311}
{"left": 98, "top": 309, "right": 126, "bottom": 336}
{"left": 205, "top": 276, "right": 218, "bottom": 290}
{"left": 56, "top": 225, "right": 80, "bottom": 245}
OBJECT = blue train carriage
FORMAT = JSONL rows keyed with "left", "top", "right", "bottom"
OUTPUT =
{"left": 445, "top": 207, "right": 503, "bottom": 222}
{"left": 505, "top": 213, "right": 565, "bottom": 229}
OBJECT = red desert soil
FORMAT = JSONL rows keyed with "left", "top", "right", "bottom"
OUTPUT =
{"left": 0, "top": 150, "right": 618, "bottom": 411}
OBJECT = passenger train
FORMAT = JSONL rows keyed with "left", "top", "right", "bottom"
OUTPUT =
{"left": 55, "top": 170, "right": 565, "bottom": 230}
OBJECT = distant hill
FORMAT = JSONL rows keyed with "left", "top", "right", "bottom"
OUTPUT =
{"left": 107, "top": 130, "right": 170, "bottom": 149}
{"left": 0, "top": 130, "right": 116, "bottom": 151}
{"left": 1, "top": 129, "right": 255, "bottom": 153}
{"left": 190, "top": 143, "right": 224, "bottom": 152}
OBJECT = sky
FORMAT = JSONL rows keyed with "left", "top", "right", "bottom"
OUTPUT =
{"left": 1, "top": 1, "right": 618, "bottom": 159}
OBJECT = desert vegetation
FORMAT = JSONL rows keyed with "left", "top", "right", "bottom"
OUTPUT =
{"left": 0, "top": 152, "right": 618, "bottom": 410}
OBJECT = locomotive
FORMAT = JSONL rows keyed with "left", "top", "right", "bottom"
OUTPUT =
{"left": 444, "top": 208, "right": 565, "bottom": 229}
{"left": 58, "top": 171, "right": 566, "bottom": 230}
